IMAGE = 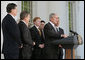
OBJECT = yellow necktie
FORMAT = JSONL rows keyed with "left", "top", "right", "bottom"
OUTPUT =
{"left": 38, "top": 28, "right": 41, "bottom": 36}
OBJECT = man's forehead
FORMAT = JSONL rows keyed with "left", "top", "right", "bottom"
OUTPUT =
{"left": 41, "top": 22, "right": 45, "bottom": 24}
{"left": 36, "top": 19, "right": 41, "bottom": 22}
{"left": 54, "top": 15, "right": 59, "bottom": 17}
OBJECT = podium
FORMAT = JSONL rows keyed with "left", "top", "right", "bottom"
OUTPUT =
{"left": 48, "top": 35, "right": 83, "bottom": 59}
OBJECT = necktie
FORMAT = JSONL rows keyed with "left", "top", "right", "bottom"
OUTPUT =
{"left": 42, "top": 30, "right": 45, "bottom": 40}
{"left": 38, "top": 28, "right": 41, "bottom": 36}
{"left": 56, "top": 28, "right": 58, "bottom": 32}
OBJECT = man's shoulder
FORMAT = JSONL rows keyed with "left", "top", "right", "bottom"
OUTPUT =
{"left": 44, "top": 22, "right": 52, "bottom": 29}
{"left": 18, "top": 21, "right": 24, "bottom": 25}
{"left": 2, "top": 14, "right": 10, "bottom": 21}
{"left": 29, "top": 26, "right": 38, "bottom": 34}
{"left": 18, "top": 21, "right": 27, "bottom": 28}
{"left": 30, "top": 26, "right": 36, "bottom": 30}
{"left": 2, "top": 14, "right": 15, "bottom": 24}
{"left": 45, "top": 22, "right": 50, "bottom": 27}
{"left": 3, "top": 14, "right": 15, "bottom": 22}
{"left": 5, "top": 14, "right": 13, "bottom": 19}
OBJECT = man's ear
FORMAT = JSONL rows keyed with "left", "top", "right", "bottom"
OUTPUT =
{"left": 11, "top": 9, "right": 13, "bottom": 13}
{"left": 24, "top": 18, "right": 26, "bottom": 21}
{"left": 50, "top": 19, "right": 52, "bottom": 22}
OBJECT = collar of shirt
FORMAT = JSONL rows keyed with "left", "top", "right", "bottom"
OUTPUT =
{"left": 9, "top": 13, "right": 15, "bottom": 20}
{"left": 21, "top": 20, "right": 28, "bottom": 27}
{"left": 49, "top": 21, "right": 55, "bottom": 28}
{"left": 35, "top": 25, "right": 39, "bottom": 30}
{"left": 50, "top": 21, "right": 59, "bottom": 32}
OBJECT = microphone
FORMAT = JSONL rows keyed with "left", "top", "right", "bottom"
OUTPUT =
{"left": 70, "top": 30, "right": 78, "bottom": 35}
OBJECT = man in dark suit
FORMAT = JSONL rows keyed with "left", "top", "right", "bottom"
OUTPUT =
{"left": 44, "top": 13, "right": 67, "bottom": 59}
{"left": 39, "top": 20, "right": 46, "bottom": 59}
{"left": 55, "top": 20, "right": 64, "bottom": 59}
{"left": 18, "top": 11, "right": 35, "bottom": 59}
{"left": 30, "top": 17, "right": 44, "bottom": 59}
{"left": 2, "top": 3, "right": 22, "bottom": 59}
{"left": 39, "top": 20, "right": 46, "bottom": 43}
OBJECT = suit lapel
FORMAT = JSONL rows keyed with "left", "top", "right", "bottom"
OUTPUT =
{"left": 33, "top": 26, "right": 40, "bottom": 36}
{"left": 20, "top": 21, "right": 27, "bottom": 28}
{"left": 48, "top": 22, "right": 57, "bottom": 33}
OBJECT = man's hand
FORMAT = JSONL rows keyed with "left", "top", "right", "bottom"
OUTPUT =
{"left": 39, "top": 44, "right": 44, "bottom": 48}
{"left": 33, "top": 42, "right": 35, "bottom": 46}
{"left": 19, "top": 44, "right": 23, "bottom": 48}
{"left": 61, "top": 34, "right": 68, "bottom": 38}
{"left": 59, "top": 44, "right": 62, "bottom": 48}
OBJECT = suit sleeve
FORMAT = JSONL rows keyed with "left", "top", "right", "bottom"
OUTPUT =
{"left": 29, "top": 28, "right": 40, "bottom": 47}
{"left": 29, "top": 28, "right": 36, "bottom": 42}
{"left": 44, "top": 24, "right": 61, "bottom": 39}
{"left": 4, "top": 19, "right": 22, "bottom": 46}
{"left": 20, "top": 25, "right": 33, "bottom": 46}
{"left": 50, "top": 28, "right": 65, "bottom": 45}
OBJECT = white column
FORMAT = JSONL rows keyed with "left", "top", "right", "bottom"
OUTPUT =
{"left": 75, "top": 1, "right": 84, "bottom": 59}
{"left": 72, "top": 1, "right": 84, "bottom": 59}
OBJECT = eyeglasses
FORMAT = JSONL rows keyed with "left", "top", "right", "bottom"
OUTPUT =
{"left": 36, "top": 20, "right": 41, "bottom": 23}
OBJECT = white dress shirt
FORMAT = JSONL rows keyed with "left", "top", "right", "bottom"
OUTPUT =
{"left": 35, "top": 25, "right": 39, "bottom": 30}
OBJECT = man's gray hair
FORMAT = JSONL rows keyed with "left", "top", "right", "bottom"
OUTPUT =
{"left": 49, "top": 13, "right": 56, "bottom": 20}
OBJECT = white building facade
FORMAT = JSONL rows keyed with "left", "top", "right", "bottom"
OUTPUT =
{"left": 1, "top": 1, "right": 84, "bottom": 59}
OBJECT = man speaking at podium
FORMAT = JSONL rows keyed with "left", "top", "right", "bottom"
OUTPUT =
{"left": 44, "top": 13, "right": 67, "bottom": 59}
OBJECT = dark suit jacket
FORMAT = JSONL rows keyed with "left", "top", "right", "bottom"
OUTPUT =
{"left": 18, "top": 21, "right": 33, "bottom": 59}
{"left": 58, "top": 27, "right": 64, "bottom": 36}
{"left": 30, "top": 26, "right": 44, "bottom": 48}
{"left": 44, "top": 22, "right": 62, "bottom": 45}
{"left": 29, "top": 26, "right": 44, "bottom": 59}
{"left": 2, "top": 14, "right": 21, "bottom": 54}
{"left": 44, "top": 22, "right": 63, "bottom": 59}
{"left": 41, "top": 30, "right": 45, "bottom": 43}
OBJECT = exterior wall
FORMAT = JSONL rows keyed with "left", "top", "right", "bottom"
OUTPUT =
{"left": 75, "top": 1, "right": 84, "bottom": 59}
{"left": 71, "top": 1, "right": 84, "bottom": 59}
